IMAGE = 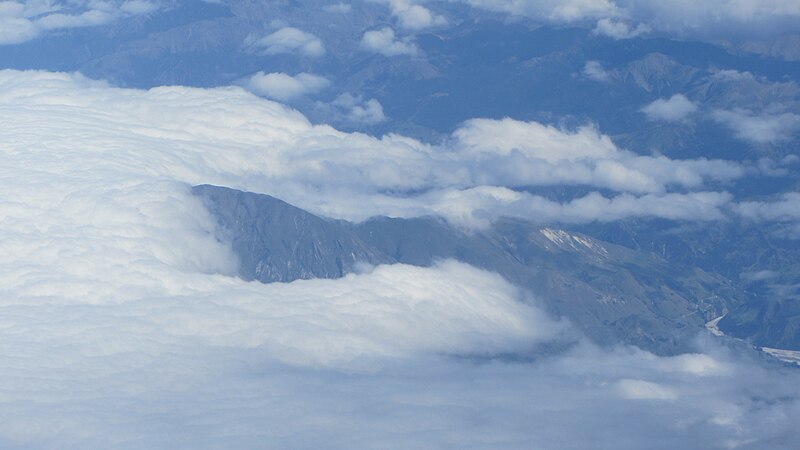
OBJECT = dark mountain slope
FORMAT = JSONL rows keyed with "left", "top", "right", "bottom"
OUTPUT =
{"left": 194, "top": 184, "right": 747, "bottom": 354}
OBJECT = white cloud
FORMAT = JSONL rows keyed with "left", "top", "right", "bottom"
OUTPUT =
{"left": 583, "top": 61, "right": 611, "bottom": 83}
{"left": 360, "top": 27, "right": 418, "bottom": 56}
{"left": 248, "top": 26, "right": 325, "bottom": 57}
{"left": 0, "top": 69, "right": 799, "bottom": 447}
{"left": 323, "top": 2, "right": 352, "bottom": 13}
{"left": 0, "top": 15, "right": 39, "bottom": 45}
{"left": 733, "top": 193, "right": 800, "bottom": 238}
{"left": 461, "top": 0, "right": 619, "bottom": 22}
{"left": 593, "top": 17, "right": 650, "bottom": 39}
{"left": 386, "top": 0, "right": 447, "bottom": 30}
{"left": 243, "top": 71, "right": 330, "bottom": 101}
{"left": 448, "top": 118, "right": 742, "bottom": 197}
{"left": 735, "top": 192, "right": 800, "bottom": 222}
{"left": 641, "top": 94, "right": 698, "bottom": 122}
{"left": 460, "top": 0, "right": 800, "bottom": 40}
{"left": 120, "top": 0, "right": 159, "bottom": 15}
{"left": 414, "top": 188, "right": 732, "bottom": 229}
{"left": 615, "top": 379, "right": 678, "bottom": 400}
{"left": 331, "top": 93, "right": 387, "bottom": 125}
{"left": 583, "top": 60, "right": 611, "bottom": 82}
{"left": 0, "top": 71, "right": 745, "bottom": 227}
{"left": 0, "top": 0, "right": 160, "bottom": 45}
{"left": 35, "top": 9, "right": 115, "bottom": 30}
{"left": 712, "top": 108, "right": 800, "bottom": 144}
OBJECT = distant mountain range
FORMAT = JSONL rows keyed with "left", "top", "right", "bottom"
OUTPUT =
{"left": 196, "top": 184, "right": 800, "bottom": 354}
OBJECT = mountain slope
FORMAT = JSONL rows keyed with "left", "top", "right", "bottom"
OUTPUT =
{"left": 194, "top": 184, "right": 745, "bottom": 354}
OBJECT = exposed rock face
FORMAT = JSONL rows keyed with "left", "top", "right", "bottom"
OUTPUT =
{"left": 195, "top": 184, "right": 748, "bottom": 354}
{"left": 193, "top": 184, "right": 392, "bottom": 283}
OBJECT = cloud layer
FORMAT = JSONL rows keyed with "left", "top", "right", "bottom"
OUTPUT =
{"left": 461, "top": 0, "right": 800, "bottom": 40}
{"left": 0, "top": 70, "right": 752, "bottom": 229}
{"left": 0, "top": 69, "right": 799, "bottom": 447}
{"left": 0, "top": 0, "right": 159, "bottom": 45}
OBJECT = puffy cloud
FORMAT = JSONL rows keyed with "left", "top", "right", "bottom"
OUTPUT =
{"left": 735, "top": 192, "right": 800, "bottom": 222}
{"left": 360, "top": 27, "right": 418, "bottom": 56}
{"left": 733, "top": 193, "right": 800, "bottom": 238}
{"left": 460, "top": 0, "right": 800, "bottom": 40}
{"left": 0, "top": 70, "right": 744, "bottom": 227}
{"left": 583, "top": 60, "right": 611, "bottom": 82}
{"left": 386, "top": 0, "right": 447, "bottom": 30}
{"left": 243, "top": 71, "right": 330, "bottom": 101}
{"left": 448, "top": 118, "right": 742, "bottom": 196}
{"left": 593, "top": 17, "right": 650, "bottom": 39}
{"left": 0, "top": 69, "right": 799, "bottom": 447}
{"left": 410, "top": 188, "right": 733, "bottom": 229}
{"left": 35, "top": 9, "right": 115, "bottom": 30}
{"left": 330, "top": 93, "right": 387, "bottom": 125}
{"left": 617, "top": 0, "right": 800, "bottom": 39}
{"left": 247, "top": 26, "right": 325, "bottom": 57}
{"left": 641, "top": 94, "right": 698, "bottom": 122}
{"left": 0, "top": 15, "right": 39, "bottom": 45}
{"left": 1, "top": 70, "right": 751, "bottom": 228}
{"left": 712, "top": 108, "right": 800, "bottom": 144}
{"left": 0, "top": 0, "right": 159, "bottom": 45}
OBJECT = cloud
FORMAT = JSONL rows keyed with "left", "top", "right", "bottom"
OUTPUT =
{"left": 0, "top": 70, "right": 745, "bottom": 228}
{"left": 735, "top": 192, "right": 800, "bottom": 222}
{"left": 385, "top": 0, "right": 447, "bottom": 30}
{"left": 0, "top": 69, "right": 799, "bottom": 447}
{"left": 120, "top": 0, "right": 159, "bottom": 15}
{"left": 243, "top": 71, "right": 330, "bottom": 101}
{"left": 360, "top": 27, "right": 418, "bottom": 56}
{"left": 583, "top": 60, "right": 611, "bottom": 82}
{"left": 0, "top": 0, "right": 159, "bottom": 45}
{"left": 618, "top": 0, "right": 800, "bottom": 39}
{"left": 459, "top": 0, "right": 800, "bottom": 40}
{"left": 741, "top": 270, "right": 779, "bottom": 283}
{"left": 733, "top": 193, "right": 800, "bottom": 238}
{"left": 248, "top": 26, "right": 325, "bottom": 57}
{"left": 594, "top": 17, "right": 650, "bottom": 39}
{"left": 460, "top": 0, "right": 619, "bottom": 22}
{"left": 615, "top": 379, "right": 678, "bottom": 400}
{"left": 0, "top": 16, "right": 39, "bottom": 45}
{"left": 449, "top": 118, "right": 742, "bottom": 195}
{"left": 712, "top": 108, "right": 800, "bottom": 144}
{"left": 323, "top": 2, "right": 352, "bottom": 13}
{"left": 641, "top": 94, "right": 699, "bottom": 122}
{"left": 331, "top": 93, "right": 387, "bottom": 125}
{"left": 412, "top": 188, "right": 733, "bottom": 229}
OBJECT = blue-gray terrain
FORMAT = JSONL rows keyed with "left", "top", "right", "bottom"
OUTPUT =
{"left": 196, "top": 184, "right": 738, "bottom": 353}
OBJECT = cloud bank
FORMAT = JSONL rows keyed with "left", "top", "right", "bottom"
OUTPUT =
{"left": 0, "top": 69, "right": 799, "bottom": 448}
{"left": 0, "top": 70, "right": 751, "bottom": 229}
{"left": 0, "top": 0, "right": 159, "bottom": 45}
{"left": 460, "top": 0, "right": 800, "bottom": 40}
